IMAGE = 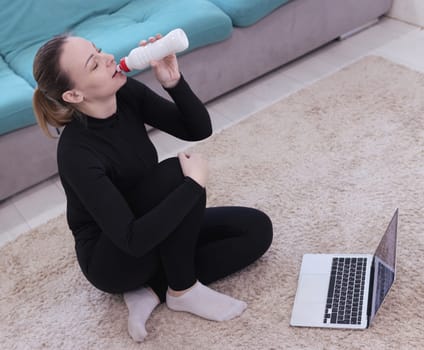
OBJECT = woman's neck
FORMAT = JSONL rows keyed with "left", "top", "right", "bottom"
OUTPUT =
{"left": 77, "top": 95, "right": 117, "bottom": 119}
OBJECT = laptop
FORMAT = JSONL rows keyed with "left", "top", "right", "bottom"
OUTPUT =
{"left": 290, "top": 209, "right": 398, "bottom": 329}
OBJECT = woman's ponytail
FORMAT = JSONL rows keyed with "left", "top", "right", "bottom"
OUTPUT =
{"left": 32, "top": 34, "right": 76, "bottom": 138}
{"left": 32, "top": 87, "right": 73, "bottom": 138}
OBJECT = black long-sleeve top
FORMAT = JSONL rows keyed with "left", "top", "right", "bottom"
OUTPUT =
{"left": 57, "top": 76, "right": 212, "bottom": 263}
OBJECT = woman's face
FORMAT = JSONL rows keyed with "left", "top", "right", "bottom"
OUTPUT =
{"left": 60, "top": 36, "right": 126, "bottom": 104}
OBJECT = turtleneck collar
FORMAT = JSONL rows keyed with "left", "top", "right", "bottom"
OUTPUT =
{"left": 73, "top": 110, "right": 120, "bottom": 130}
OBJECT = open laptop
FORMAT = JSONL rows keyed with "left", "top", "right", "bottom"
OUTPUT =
{"left": 290, "top": 209, "right": 398, "bottom": 329}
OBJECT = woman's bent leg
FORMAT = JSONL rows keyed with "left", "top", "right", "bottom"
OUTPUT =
{"left": 165, "top": 206, "right": 271, "bottom": 321}
{"left": 195, "top": 206, "right": 273, "bottom": 284}
{"left": 158, "top": 191, "right": 206, "bottom": 292}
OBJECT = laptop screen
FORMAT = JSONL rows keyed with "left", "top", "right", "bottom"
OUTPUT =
{"left": 369, "top": 209, "right": 398, "bottom": 323}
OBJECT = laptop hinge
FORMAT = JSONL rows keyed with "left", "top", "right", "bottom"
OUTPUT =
{"left": 366, "top": 257, "right": 376, "bottom": 327}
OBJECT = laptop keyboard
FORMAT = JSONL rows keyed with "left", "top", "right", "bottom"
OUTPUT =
{"left": 323, "top": 257, "right": 367, "bottom": 325}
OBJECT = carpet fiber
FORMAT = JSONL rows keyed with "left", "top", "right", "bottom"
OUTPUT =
{"left": 1, "top": 56, "right": 424, "bottom": 349}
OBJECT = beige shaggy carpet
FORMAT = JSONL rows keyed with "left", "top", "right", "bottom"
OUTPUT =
{"left": 1, "top": 56, "right": 424, "bottom": 350}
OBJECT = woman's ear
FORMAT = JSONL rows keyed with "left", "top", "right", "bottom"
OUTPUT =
{"left": 62, "top": 89, "right": 83, "bottom": 104}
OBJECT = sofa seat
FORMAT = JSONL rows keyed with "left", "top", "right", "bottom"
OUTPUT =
{"left": 208, "top": 0, "right": 291, "bottom": 27}
{"left": 0, "top": 0, "right": 233, "bottom": 134}
{"left": 0, "top": 58, "right": 35, "bottom": 135}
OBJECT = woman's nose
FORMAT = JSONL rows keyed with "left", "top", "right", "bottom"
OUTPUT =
{"left": 104, "top": 53, "right": 115, "bottom": 66}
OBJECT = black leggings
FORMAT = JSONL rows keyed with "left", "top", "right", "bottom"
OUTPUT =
{"left": 83, "top": 159, "right": 273, "bottom": 302}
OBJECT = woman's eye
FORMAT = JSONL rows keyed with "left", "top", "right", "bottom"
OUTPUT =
{"left": 93, "top": 48, "right": 102, "bottom": 70}
{"left": 91, "top": 48, "right": 102, "bottom": 70}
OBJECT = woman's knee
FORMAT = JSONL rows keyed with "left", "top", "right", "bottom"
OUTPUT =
{"left": 126, "top": 157, "right": 185, "bottom": 215}
{"left": 247, "top": 208, "right": 273, "bottom": 255}
{"left": 225, "top": 206, "right": 273, "bottom": 257}
{"left": 199, "top": 206, "right": 272, "bottom": 262}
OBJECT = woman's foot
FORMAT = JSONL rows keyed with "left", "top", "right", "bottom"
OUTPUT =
{"left": 123, "top": 287, "right": 160, "bottom": 342}
{"left": 166, "top": 281, "right": 247, "bottom": 321}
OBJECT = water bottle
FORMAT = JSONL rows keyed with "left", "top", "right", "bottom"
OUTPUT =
{"left": 116, "top": 28, "right": 189, "bottom": 72}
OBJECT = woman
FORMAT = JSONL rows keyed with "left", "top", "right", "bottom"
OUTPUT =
{"left": 32, "top": 33, "right": 273, "bottom": 342}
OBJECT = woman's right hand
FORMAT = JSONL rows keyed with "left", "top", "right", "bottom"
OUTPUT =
{"left": 140, "top": 34, "right": 181, "bottom": 88}
{"left": 178, "top": 152, "right": 208, "bottom": 188}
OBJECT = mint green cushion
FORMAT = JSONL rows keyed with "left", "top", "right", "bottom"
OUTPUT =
{"left": 208, "top": 0, "right": 291, "bottom": 27}
{"left": 0, "top": 59, "right": 35, "bottom": 135}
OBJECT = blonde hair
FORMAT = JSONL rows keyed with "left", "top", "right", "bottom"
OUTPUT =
{"left": 32, "top": 34, "right": 77, "bottom": 138}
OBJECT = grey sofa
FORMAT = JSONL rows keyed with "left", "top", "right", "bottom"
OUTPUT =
{"left": 0, "top": 0, "right": 393, "bottom": 201}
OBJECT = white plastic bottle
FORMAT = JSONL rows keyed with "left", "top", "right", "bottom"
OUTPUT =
{"left": 116, "top": 28, "right": 189, "bottom": 72}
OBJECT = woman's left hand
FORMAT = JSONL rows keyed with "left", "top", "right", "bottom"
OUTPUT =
{"left": 140, "top": 34, "right": 181, "bottom": 88}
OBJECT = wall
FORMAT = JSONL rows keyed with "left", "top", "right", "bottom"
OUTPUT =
{"left": 388, "top": 0, "right": 424, "bottom": 26}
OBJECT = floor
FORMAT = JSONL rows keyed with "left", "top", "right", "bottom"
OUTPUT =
{"left": 1, "top": 17, "right": 423, "bottom": 247}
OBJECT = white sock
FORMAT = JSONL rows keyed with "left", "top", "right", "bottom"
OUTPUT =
{"left": 166, "top": 281, "right": 247, "bottom": 321}
{"left": 123, "top": 287, "right": 160, "bottom": 342}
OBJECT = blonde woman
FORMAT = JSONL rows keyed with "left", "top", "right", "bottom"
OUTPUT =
{"left": 32, "top": 34, "right": 273, "bottom": 342}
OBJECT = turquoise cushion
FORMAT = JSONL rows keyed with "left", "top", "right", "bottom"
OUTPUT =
{"left": 208, "top": 0, "right": 291, "bottom": 27}
{"left": 0, "top": 59, "right": 35, "bottom": 135}
{"left": 5, "top": 0, "right": 233, "bottom": 86}
{"left": 0, "top": 0, "right": 125, "bottom": 58}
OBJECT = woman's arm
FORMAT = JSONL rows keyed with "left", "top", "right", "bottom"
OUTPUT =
{"left": 123, "top": 35, "right": 212, "bottom": 141}
{"left": 60, "top": 146, "right": 205, "bottom": 258}
{"left": 124, "top": 76, "right": 212, "bottom": 141}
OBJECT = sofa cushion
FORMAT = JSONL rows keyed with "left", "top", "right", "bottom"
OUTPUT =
{"left": 0, "top": 0, "right": 125, "bottom": 59}
{"left": 0, "top": 59, "right": 35, "bottom": 136}
{"left": 4, "top": 0, "right": 233, "bottom": 86}
{"left": 208, "top": 0, "right": 291, "bottom": 27}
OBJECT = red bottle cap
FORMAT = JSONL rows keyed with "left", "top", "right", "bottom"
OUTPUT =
{"left": 119, "top": 58, "right": 130, "bottom": 72}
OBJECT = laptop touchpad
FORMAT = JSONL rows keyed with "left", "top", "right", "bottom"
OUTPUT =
{"left": 296, "top": 274, "right": 329, "bottom": 303}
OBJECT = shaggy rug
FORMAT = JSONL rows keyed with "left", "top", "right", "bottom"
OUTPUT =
{"left": 1, "top": 56, "right": 424, "bottom": 350}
